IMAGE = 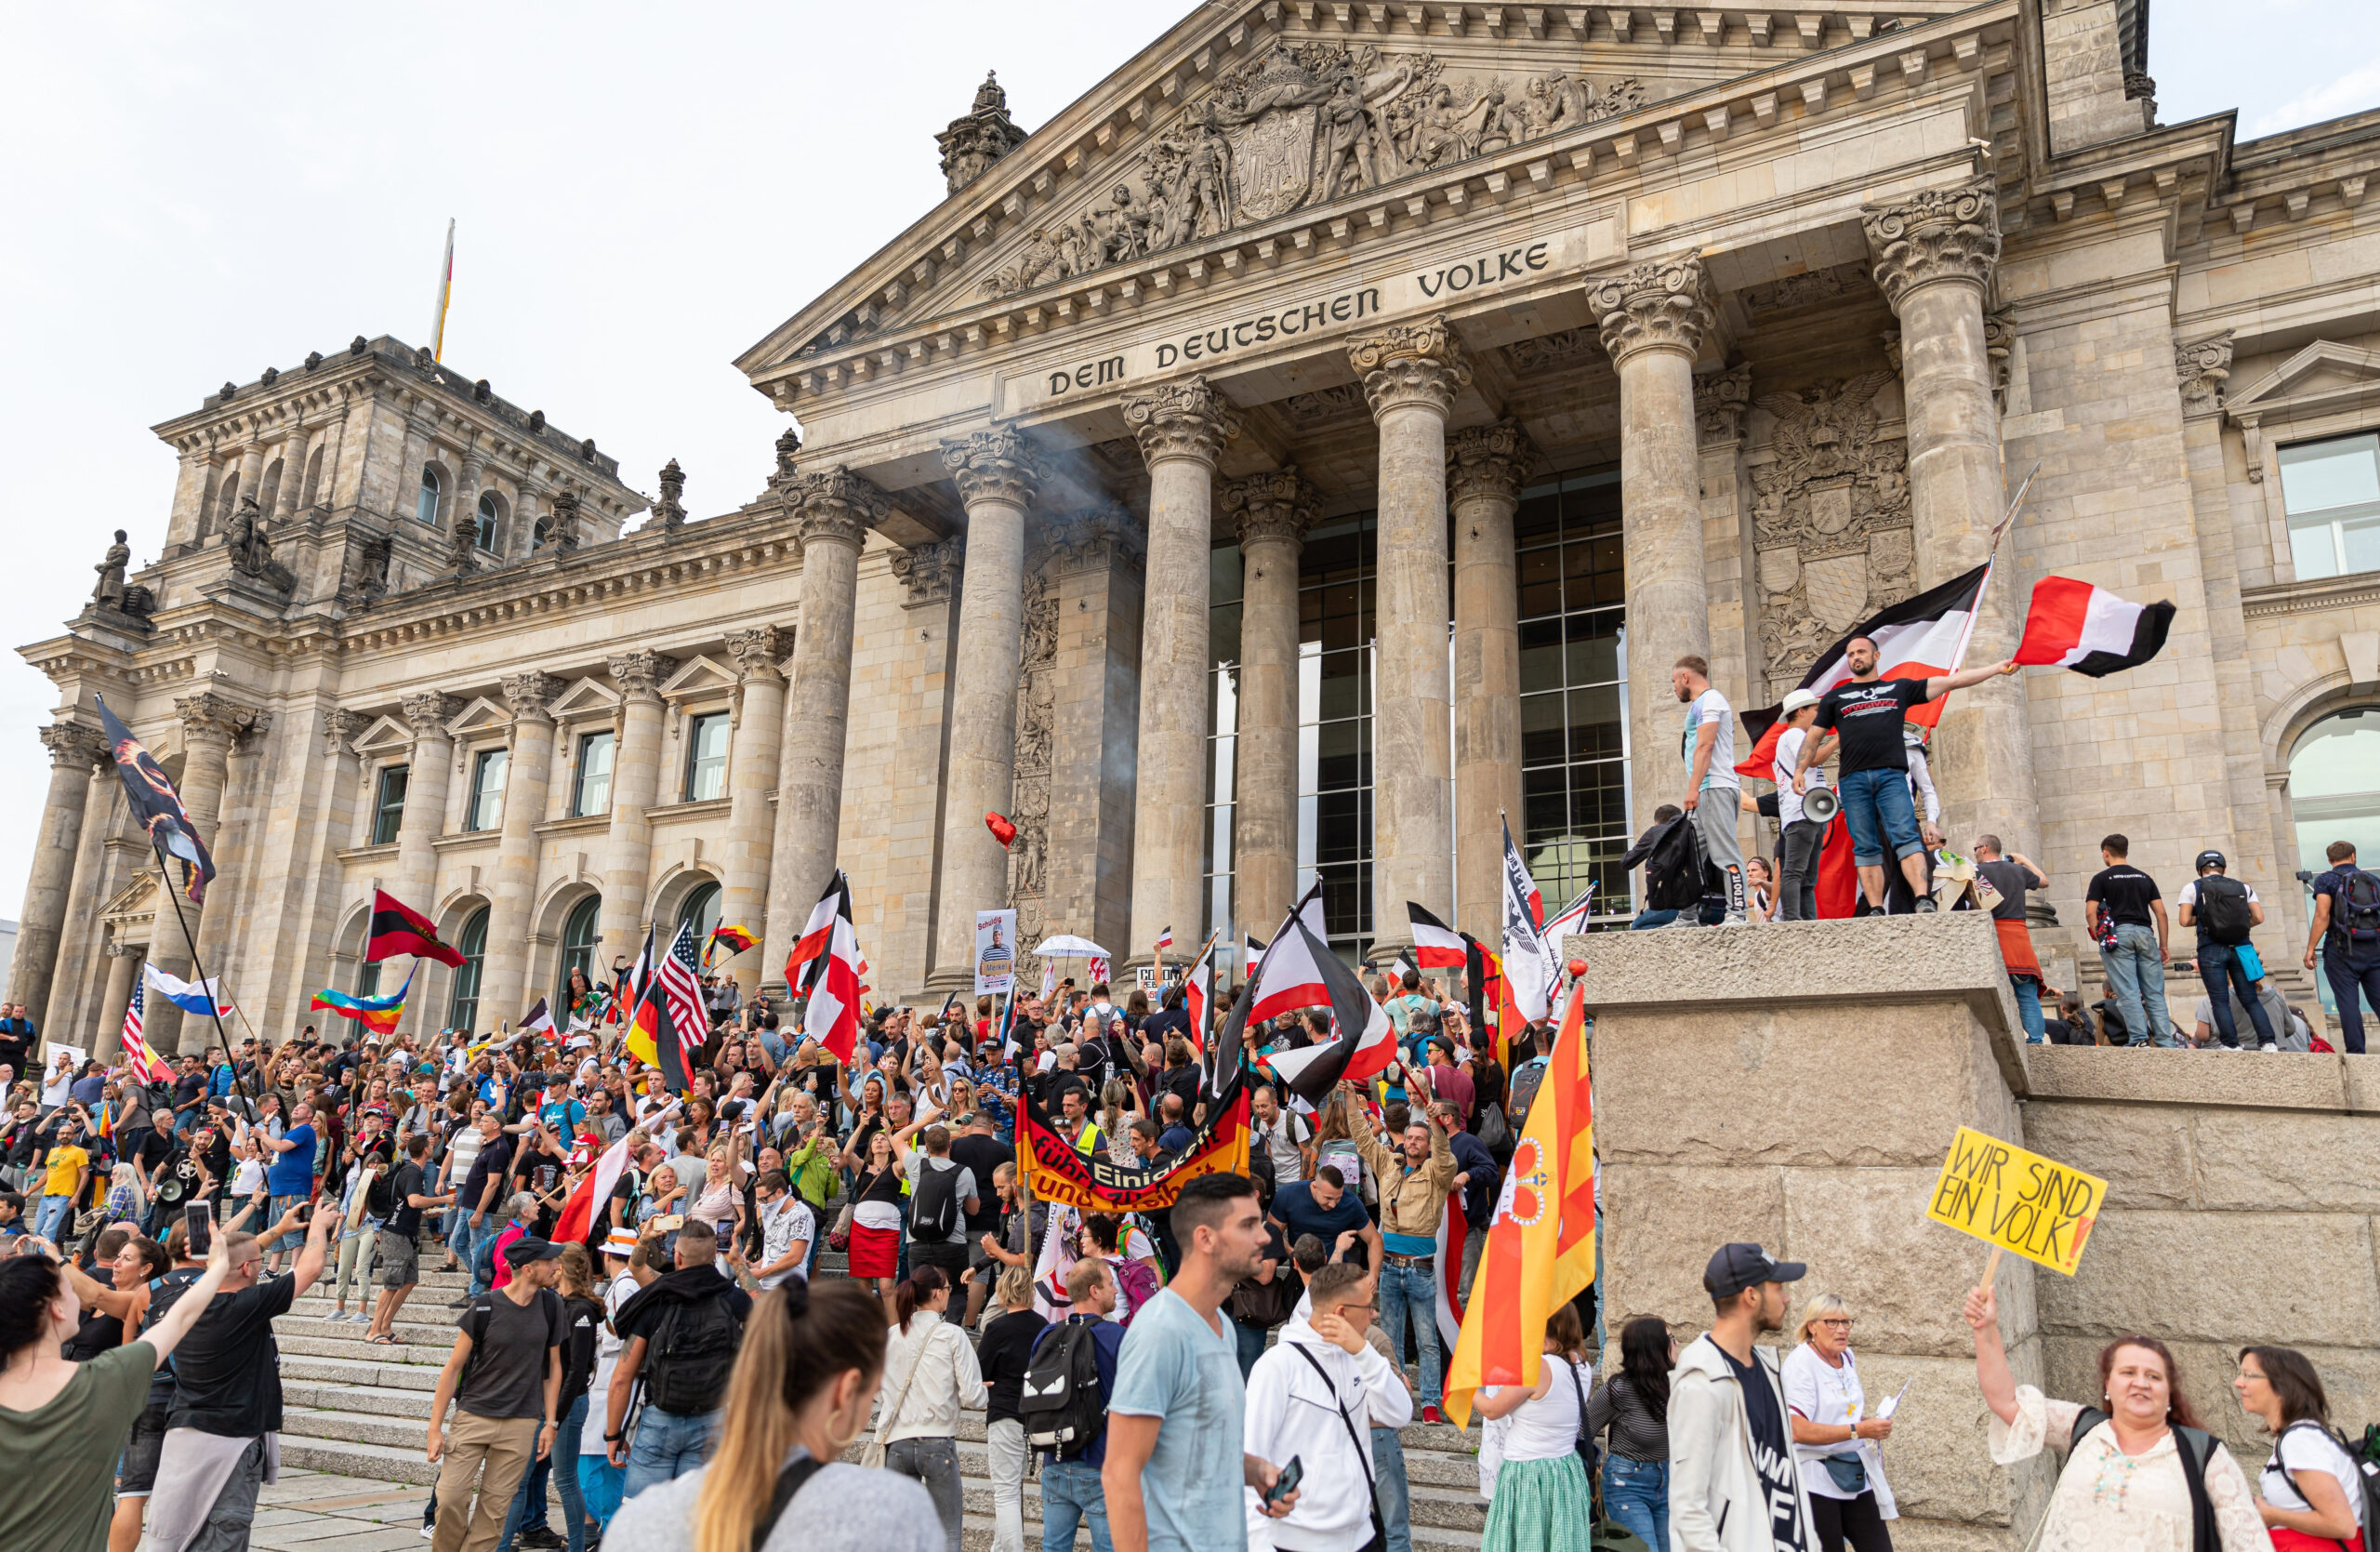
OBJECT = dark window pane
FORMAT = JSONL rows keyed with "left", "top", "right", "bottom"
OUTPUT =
{"left": 1567, "top": 685, "right": 1625, "bottom": 762}
{"left": 1319, "top": 865, "right": 1367, "bottom": 938}
{"left": 1315, "top": 791, "right": 1366, "bottom": 863}
{"left": 1210, "top": 603, "right": 1242, "bottom": 669}
{"left": 1316, "top": 651, "right": 1369, "bottom": 721}
{"left": 1515, "top": 492, "right": 1562, "bottom": 543}
{"left": 1210, "top": 544, "right": 1245, "bottom": 607}
{"left": 1317, "top": 587, "right": 1365, "bottom": 651}
{"left": 1523, "top": 765, "right": 1568, "bottom": 842}
{"left": 1315, "top": 719, "right": 1367, "bottom": 791}
{"left": 1521, "top": 692, "right": 1567, "bottom": 766}
{"left": 1567, "top": 613, "right": 1621, "bottom": 684}
{"left": 1519, "top": 549, "right": 1562, "bottom": 618}
{"left": 1519, "top": 617, "right": 1566, "bottom": 694}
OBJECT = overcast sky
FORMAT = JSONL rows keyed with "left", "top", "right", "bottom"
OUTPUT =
{"left": 0, "top": 0, "right": 2368, "bottom": 935}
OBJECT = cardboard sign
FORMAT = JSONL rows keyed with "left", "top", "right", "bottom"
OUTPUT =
{"left": 1926, "top": 1125, "right": 2106, "bottom": 1276}
{"left": 974, "top": 909, "right": 1017, "bottom": 997}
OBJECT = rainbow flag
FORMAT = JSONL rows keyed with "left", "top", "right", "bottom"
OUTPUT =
{"left": 311, "top": 964, "right": 416, "bottom": 1037}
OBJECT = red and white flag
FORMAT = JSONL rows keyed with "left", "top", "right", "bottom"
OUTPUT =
{"left": 798, "top": 871, "right": 864, "bottom": 1064}
{"left": 1405, "top": 903, "right": 1468, "bottom": 971}
{"left": 2014, "top": 576, "right": 2176, "bottom": 678}
{"left": 1154, "top": 926, "right": 1174, "bottom": 955}
{"left": 1257, "top": 903, "right": 1398, "bottom": 1106}
{"left": 784, "top": 877, "right": 841, "bottom": 987}
{"left": 1541, "top": 886, "right": 1595, "bottom": 946}
{"left": 1501, "top": 818, "right": 1556, "bottom": 1024}
{"left": 551, "top": 1127, "right": 632, "bottom": 1247}
{"left": 1244, "top": 887, "right": 1334, "bottom": 1027}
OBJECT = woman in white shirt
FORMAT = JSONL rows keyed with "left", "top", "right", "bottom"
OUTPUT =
{"left": 875, "top": 1267, "right": 987, "bottom": 1552}
{"left": 1782, "top": 1293, "right": 1897, "bottom": 1551}
{"left": 2234, "top": 1345, "right": 2365, "bottom": 1550}
{"left": 1474, "top": 1303, "right": 1595, "bottom": 1552}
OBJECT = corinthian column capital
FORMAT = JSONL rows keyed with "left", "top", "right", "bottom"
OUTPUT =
{"left": 1123, "top": 377, "right": 1241, "bottom": 467}
{"left": 940, "top": 428, "right": 1046, "bottom": 510}
{"left": 1348, "top": 315, "right": 1473, "bottom": 418}
{"left": 400, "top": 692, "right": 463, "bottom": 740}
{"left": 322, "top": 708, "right": 367, "bottom": 756}
{"left": 889, "top": 537, "right": 965, "bottom": 609}
{"left": 1446, "top": 421, "right": 1535, "bottom": 507}
{"left": 789, "top": 466, "right": 888, "bottom": 550}
{"left": 39, "top": 722, "right": 107, "bottom": 770}
{"left": 178, "top": 691, "right": 260, "bottom": 749}
{"left": 501, "top": 672, "right": 563, "bottom": 723}
{"left": 607, "top": 651, "right": 679, "bottom": 702}
{"left": 724, "top": 626, "right": 789, "bottom": 684}
{"left": 1861, "top": 178, "right": 2001, "bottom": 309}
{"left": 1586, "top": 259, "right": 1716, "bottom": 364}
{"left": 1225, "top": 465, "right": 1320, "bottom": 550}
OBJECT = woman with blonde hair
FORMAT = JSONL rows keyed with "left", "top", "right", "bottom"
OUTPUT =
{"left": 1782, "top": 1293, "right": 1897, "bottom": 1551}
{"left": 603, "top": 1280, "right": 941, "bottom": 1552}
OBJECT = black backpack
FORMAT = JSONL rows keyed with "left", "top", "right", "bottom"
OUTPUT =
{"left": 1022, "top": 1321, "right": 1107, "bottom": 1457}
{"left": 910, "top": 1159, "right": 962, "bottom": 1241}
{"left": 2196, "top": 875, "right": 2254, "bottom": 947}
{"left": 2072, "top": 1408, "right": 2217, "bottom": 1552}
{"left": 643, "top": 1293, "right": 743, "bottom": 1414}
{"left": 2340, "top": 871, "right": 2380, "bottom": 949}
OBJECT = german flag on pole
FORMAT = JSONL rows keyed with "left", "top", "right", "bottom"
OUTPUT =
{"left": 1444, "top": 970, "right": 1596, "bottom": 1427}
{"left": 365, "top": 888, "right": 466, "bottom": 967}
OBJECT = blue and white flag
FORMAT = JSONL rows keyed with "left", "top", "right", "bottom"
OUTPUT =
{"left": 145, "top": 963, "right": 233, "bottom": 1018}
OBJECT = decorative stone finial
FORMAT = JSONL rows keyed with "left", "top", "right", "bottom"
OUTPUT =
{"left": 652, "top": 459, "right": 687, "bottom": 529}
{"left": 937, "top": 69, "right": 1029, "bottom": 195}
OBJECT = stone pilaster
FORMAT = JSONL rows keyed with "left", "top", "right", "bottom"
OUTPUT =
{"left": 596, "top": 653, "right": 677, "bottom": 970}
{"left": 1448, "top": 422, "right": 1533, "bottom": 942}
{"left": 276, "top": 426, "right": 314, "bottom": 519}
{"left": 1224, "top": 467, "right": 1318, "bottom": 940}
{"left": 764, "top": 468, "right": 883, "bottom": 991}
{"left": 43, "top": 745, "right": 125, "bottom": 1044}
{"left": 930, "top": 429, "right": 1046, "bottom": 990}
{"left": 1588, "top": 259, "right": 1718, "bottom": 860}
{"left": 231, "top": 443, "right": 266, "bottom": 537}
{"left": 1124, "top": 379, "right": 1239, "bottom": 967}
{"left": 1863, "top": 179, "right": 2038, "bottom": 855}
{"left": 1695, "top": 365, "right": 1760, "bottom": 875}
{"left": 481, "top": 673, "right": 562, "bottom": 1021}
{"left": 721, "top": 627, "right": 787, "bottom": 1002}
{"left": 7, "top": 723, "right": 108, "bottom": 1025}
{"left": 153, "top": 693, "right": 256, "bottom": 1051}
{"left": 192, "top": 712, "right": 271, "bottom": 994}
{"left": 1351, "top": 317, "right": 1471, "bottom": 952}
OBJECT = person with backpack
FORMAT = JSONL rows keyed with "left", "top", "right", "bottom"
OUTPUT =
{"left": 1964, "top": 1282, "right": 2272, "bottom": 1550}
{"left": 1245, "top": 1260, "right": 1413, "bottom": 1552}
{"left": 2306, "top": 840, "right": 2380, "bottom": 1055}
{"left": 1029, "top": 1256, "right": 1128, "bottom": 1552}
{"left": 605, "top": 1219, "right": 753, "bottom": 1500}
{"left": 2234, "top": 1345, "right": 2371, "bottom": 1550}
{"left": 425, "top": 1237, "right": 568, "bottom": 1552}
{"left": 2085, "top": 834, "right": 2176, "bottom": 1048}
{"left": 2177, "top": 850, "right": 2280, "bottom": 1050}
{"left": 898, "top": 1122, "right": 979, "bottom": 1289}
{"left": 873, "top": 1267, "right": 986, "bottom": 1552}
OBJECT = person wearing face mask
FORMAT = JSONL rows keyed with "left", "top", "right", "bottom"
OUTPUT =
{"left": 1965, "top": 1283, "right": 2271, "bottom": 1550}
{"left": 602, "top": 1280, "right": 945, "bottom": 1552}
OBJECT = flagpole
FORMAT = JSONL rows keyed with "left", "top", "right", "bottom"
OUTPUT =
{"left": 146, "top": 836, "right": 241, "bottom": 1084}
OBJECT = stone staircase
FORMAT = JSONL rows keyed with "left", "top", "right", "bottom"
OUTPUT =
{"left": 270, "top": 1253, "right": 1490, "bottom": 1548}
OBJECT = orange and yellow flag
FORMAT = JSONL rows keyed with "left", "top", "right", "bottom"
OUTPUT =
{"left": 1443, "top": 973, "right": 1596, "bottom": 1426}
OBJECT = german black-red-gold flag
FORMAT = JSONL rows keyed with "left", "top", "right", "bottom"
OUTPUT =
{"left": 1013, "top": 1065, "right": 1252, "bottom": 1214}
{"left": 365, "top": 888, "right": 467, "bottom": 967}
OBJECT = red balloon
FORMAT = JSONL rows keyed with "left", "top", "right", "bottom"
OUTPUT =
{"left": 1566, "top": 958, "right": 1589, "bottom": 979}
{"left": 985, "top": 812, "right": 1018, "bottom": 847}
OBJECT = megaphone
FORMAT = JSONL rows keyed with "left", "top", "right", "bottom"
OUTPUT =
{"left": 1802, "top": 785, "right": 1841, "bottom": 824}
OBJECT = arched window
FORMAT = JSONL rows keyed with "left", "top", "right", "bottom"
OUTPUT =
{"left": 679, "top": 880, "right": 722, "bottom": 945}
{"left": 2292, "top": 709, "right": 2380, "bottom": 1013}
{"left": 258, "top": 458, "right": 284, "bottom": 517}
{"left": 559, "top": 895, "right": 602, "bottom": 992}
{"left": 416, "top": 466, "right": 443, "bottom": 525}
{"left": 533, "top": 516, "right": 552, "bottom": 551}
{"left": 447, "top": 906, "right": 491, "bottom": 1030}
{"left": 476, "top": 492, "right": 500, "bottom": 552}
{"left": 301, "top": 444, "right": 326, "bottom": 509}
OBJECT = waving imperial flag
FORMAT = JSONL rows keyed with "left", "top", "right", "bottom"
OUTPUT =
{"left": 1251, "top": 888, "right": 1398, "bottom": 1106}
{"left": 96, "top": 696, "right": 217, "bottom": 904}
{"left": 797, "top": 872, "right": 865, "bottom": 1066}
{"left": 1405, "top": 903, "right": 1469, "bottom": 972}
{"left": 365, "top": 888, "right": 468, "bottom": 967}
{"left": 2013, "top": 576, "right": 2176, "bottom": 677}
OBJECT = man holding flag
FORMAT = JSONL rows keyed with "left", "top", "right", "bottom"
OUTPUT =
{"left": 1354, "top": 1064, "right": 1461, "bottom": 1424}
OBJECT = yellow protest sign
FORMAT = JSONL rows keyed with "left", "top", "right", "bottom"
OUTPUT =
{"left": 1926, "top": 1126, "right": 2106, "bottom": 1276}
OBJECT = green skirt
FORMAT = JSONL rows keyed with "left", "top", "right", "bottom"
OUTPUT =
{"left": 1482, "top": 1452, "right": 1597, "bottom": 1552}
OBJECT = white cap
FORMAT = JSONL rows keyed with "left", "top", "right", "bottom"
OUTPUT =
{"left": 1780, "top": 688, "right": 1820, "bottom": 715}
{"left": 603, "top": 1228, "right": 638, "bottom": 1258}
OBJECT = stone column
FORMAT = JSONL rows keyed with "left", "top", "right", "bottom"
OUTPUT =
{"left": 454, "top": 452, "right": 487, "bottom": 557}
{"left": 95, "top": 947, "right": 140, "bottom": 1062}
{"left": 1588, "top": 259, "right": 1718, "bottom": 848}
{"left": 390, "top": 692, "right": 459, "bottom": 1041}
{"left": 167, "top": 442, "right": 217, "bottom": 545}
{"left": 7, "top": 723, "right": 107, "bottom": 1022}
{"left": 275, "top": 427, "right": 314, "bottom": 519}
{"left": 193, "top": 715, "right": 271, "bottom": 983}
{"left": 596, "top": 652, "right": 676, "bottom": 963}
{"left": 1223, "top": 467, "right": 1316, "bottom": 940}
{"left": 1449, "top": 422, "right": 1533, "bottom": 941}
{"left": 715, "top": 628, "right": 786, "bottom": 1000}
{"left": 929, "top": 430, "right": 1044, "bottom": 990}
{"left": 44, "top": 749, "right": 123, "bottom": 1041}
{"left": 481, "top": 673, "right": 562, "bottom": 1022}
{"left": 1864, "top": 179, "right": 2039, "bottom": 851}
{"left": 1124, "top": 380, "right": 1239, "bottom": 968}
{"left": 232, "top": 442, "right": 266, "bottom": 527}
{"left": 760, "top": 471, "right": 885, "bottom": 991}
{"left": 1350, "top": 318, "right": 1470, "bottom": 955}
{"left": 153, "top": 693, "right": 252, "bottom": 1053}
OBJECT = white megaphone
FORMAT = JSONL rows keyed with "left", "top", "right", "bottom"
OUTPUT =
{"left": 1802, "top": 784, "right": 1841, "bottom": 824}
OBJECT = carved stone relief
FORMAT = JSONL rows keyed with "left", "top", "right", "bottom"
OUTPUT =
{"left": 1740, "top": 262, "right": 1872, "bottom": 315}
{"left": 1007, "top": 559, "right": 1062, "bottom": 978}
{"left": 1279, "top": 383, "right": 1367, "bottom": 426}
{"left": 1504, "top": 327, "right": 1600, "bottom": 375}
{"left": 1749, "top": 371, "right": 1914, "bottom": 694}
{"left": 980, "top": 41, "right": 1651, "bottom": 298}
{"left": 2175, "top": 331, "right": 2234, "bottom": 415}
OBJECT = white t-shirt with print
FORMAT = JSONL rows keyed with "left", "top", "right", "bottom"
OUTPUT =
{"left": 2261, "top": 1423, "right": 2365, "bottom": 1531}
{"left": 1775, "top": 726, "right": 1825, "bottom": 826}
{"left": 1684, "top": 689, "right": 1739, "bottom": 789}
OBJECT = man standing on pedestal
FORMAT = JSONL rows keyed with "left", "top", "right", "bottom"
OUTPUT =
{"left": 1672, "top": 657, "right": 1745, "bottom": 925}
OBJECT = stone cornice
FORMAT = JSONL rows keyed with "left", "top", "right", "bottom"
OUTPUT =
{"left": 2241, "top": 573, "right": 2380, "bottom": 620}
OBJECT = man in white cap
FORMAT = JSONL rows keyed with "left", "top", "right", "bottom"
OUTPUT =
{"left": 1672, "top": 1242, "right": 1817, "bottom": 1552}
{"left": 1771, "top": 688, "right": 1833, "bottom": 922}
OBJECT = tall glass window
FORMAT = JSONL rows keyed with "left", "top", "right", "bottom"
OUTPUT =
{"left": 684, "top": 712, "right": 730, "bottom": 802}
{"left": 2291, "top": 709, "right": 2380, "bottom": 1015}
{"left": 1204, "top": 546, "right": 1244, "bottom": 949}
{"left": 574, "top": 731, "right": 615, "bottom": 816}
{"left": 1515, "top": 471, "right": 1633, "bottom": 922}
{"left": 467, "top": 748, "right": 507, "bottom": 831}
{"left": 416, "top": 466, "right": 443, "bottom": 526}
{"left": 447, "top": 907, "right": 490, "bottom": 1030}
{"left": 559, "top": 895, "right": 602, "bottom": 991}
{"left": 357, "top": 961, "right": 380, "bottom": 998}
{"left": 679, "top": 880, "right": 723, "bottom": 945}
{"left": 475, "top": 493, "right": 501, "bottom": 552}
{"left": 2280, "top": 432, "right": 2380, "bottom": 580}
{"left": 371, "top": 765, "right": 408, "bottom": 845}
{"left": 1300, "top": 516, "right": 1376, "bottom": 961}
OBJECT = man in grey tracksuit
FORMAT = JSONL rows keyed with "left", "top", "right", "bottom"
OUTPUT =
{"left": 1671, "top": 1243, "right": 1819, "bottom": 1552}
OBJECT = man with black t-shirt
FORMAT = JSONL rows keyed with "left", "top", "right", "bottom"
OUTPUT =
{"left": 2084, "top": 834, "right": 2174, "bottom": 1047}
{"left": 949, "top": 1111, "right": 1012, "bottom": 1328}
{"left": 1671, "top": 1242, "right": 1817, "bottom": 1552}
{"left": 369, "top": 1133, "right": 453, "bottom": 1344}
{"left": 1796, "top": 635, "right": 2016, "bottom": 913}
{"left": 456, "top": 1111, "right": 513, "bottom": 1301}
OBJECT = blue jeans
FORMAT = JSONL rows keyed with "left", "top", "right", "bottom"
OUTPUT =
{"left": 623, "top": 1406, "right": 720, "bottom": 1501}
{"left": 1232, "top": 1315, "right": 1270, "bottom": 1378}
{"left": 2011, "top": 975, "right": 2044, "bottom": 1043}
{"left": 1040, "top": 1458, "right": 1112, "bottom": 1552}
{"left": 268, "top": 1192, "right": 309, "bottom": 1254}
{"left": 1629, "top": 909, "right": 1679, "bottom": 930}
{"left": 1376, "top": 1260, "right": 1442, "bottom": 1409}
{"left": 33, "top": 1193, "right": 74, "bottom": 1241}
{"left": 2324, "top": 951, "right": 2380, "bottom": 1055}
{"left": 1604, "top": 1454, "right": 1669, "bottom": 1552}
{"left": 1372, "top": 1426, "right": 1411, "bottom": 1552}
{"left": 1838, "top": 767, "right": 1923, "bottom": 867}
{"left": 498, "top": 1394, "right": 588, "bottom": 1551}
{"left": 2100, "top": 923, "right": 2172, "bottom": 1046}
{"left": 2196, "top": 943, "right": 2274, "bottom": 1047}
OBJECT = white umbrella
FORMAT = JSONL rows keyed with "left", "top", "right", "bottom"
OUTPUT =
{"left": 1030, "top": 934, "right": 1109, "bottom": 959}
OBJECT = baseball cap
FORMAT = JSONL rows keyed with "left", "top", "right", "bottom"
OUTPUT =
{"left": 503, "top": 1238, "right": 565, "bottom": 1267}
{"left": 1780, "top": 688, "right": 1820, "bottom": 715}
{"left": 1703, "top": 1242, "right": 1806, "bottom": 1299}
{"left": 2194, "top": 849, "right": 2228, "bottom": 871}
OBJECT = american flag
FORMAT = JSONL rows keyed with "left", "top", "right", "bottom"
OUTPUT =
{"left": 120, "top": 977, "right": 170, "bottom": 1083}
{"left": 651, "top": 919, "right": 709, "bottom": 1080}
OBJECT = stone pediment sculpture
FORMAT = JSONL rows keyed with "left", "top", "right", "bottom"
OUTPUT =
{"left": 222, "top": 495, "right": 298, "bottom": 594}
{"left": 975, "top": 39, "right": 1648, "bottom": 299}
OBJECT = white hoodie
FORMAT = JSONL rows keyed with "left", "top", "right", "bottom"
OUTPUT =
{"left": 1243, "top": 1315, "right": 1415, "bottom": 1552}
{"left": 1669, "top": 1333, "right": 1818, "bottom": 1552}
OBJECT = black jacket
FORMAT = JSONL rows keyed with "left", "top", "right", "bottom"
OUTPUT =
{"left": 1619, "top": 815, "right": 1708, "bottom": 912}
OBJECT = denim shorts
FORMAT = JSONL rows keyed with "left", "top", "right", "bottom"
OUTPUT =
{"left": 1838, "top": 767, "right": 1924, "bottom": 866}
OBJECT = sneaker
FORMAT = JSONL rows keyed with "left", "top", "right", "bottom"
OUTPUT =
{"left": 2259, "top": 1042, "right": 2279, "bottom": 1053}
{"left": 348, "top": 1312, "right": 374, "bottom": 1324}
{"left": 324, "top": 1309, "right": 346, "bottom": 1321}
{"left": 1420, "top": 1404, "right": 1447, "bottom": 1426}
{"left": 449, "top": 1294, "right": 473, "bottom": 1308}
{"left": 1914, "top": 897, "right": 1938, "bottom": 913}
{"left": 518, "top": 1529, "right": 563, "bottom": 1549}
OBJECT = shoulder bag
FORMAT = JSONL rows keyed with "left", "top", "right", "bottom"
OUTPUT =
{"left": 860, "top": 1321, "right": 937, "bottom": 1469}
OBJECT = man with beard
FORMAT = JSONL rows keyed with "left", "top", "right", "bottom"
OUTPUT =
{"left": 1671, "top": 1243, "right": 1818, "bottom": 1552}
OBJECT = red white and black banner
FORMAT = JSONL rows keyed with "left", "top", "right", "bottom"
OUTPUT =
{"left": 797, "top": 872, "right": 864, "bottom": 1065}
{"left": 1405, "top": 902, "right": 1469, "bottom": 972}
{"left": 2013, "top": 576, "right": 2175, "bottom": 678}
{"left": 1501, "top": 817, "right": 1556, "bottom": 1024}
{"left": 1254, "top": 898, "right": 1398, "bottom": 1106}
{"left": 1243, "top": 886, "right": 1335, "bottom": 1027}
{"left": 1739, "top": 561, "right": 1992, "bottom": 755}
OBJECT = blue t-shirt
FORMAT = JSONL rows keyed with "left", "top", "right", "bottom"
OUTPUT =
{"left": 1270, "top": 1179, "right": 1371, "bottom": 1254}
{"left": 539, "top": 1098, "right": 586, "bottom": 1134}
{"left": 1108, "top": 1289, "right": 1249, "bottom": 1552}
{"left": 266, "top": 1123, "right": 317, "bottom": 1195}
